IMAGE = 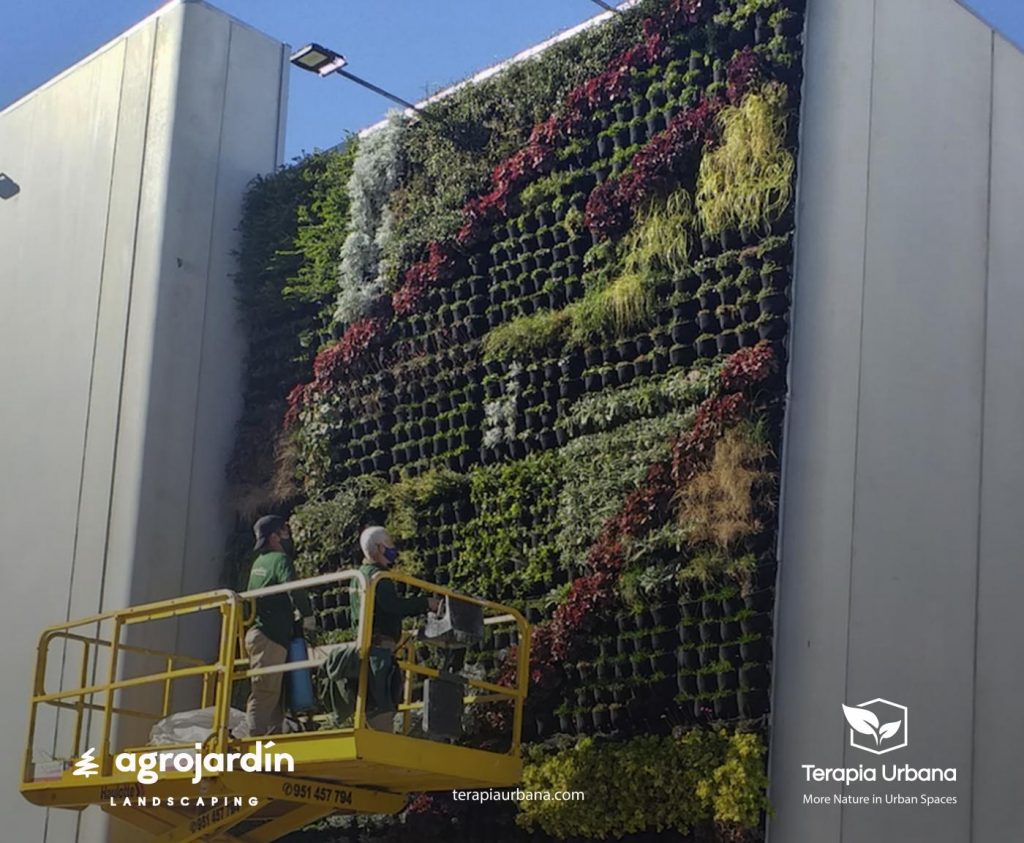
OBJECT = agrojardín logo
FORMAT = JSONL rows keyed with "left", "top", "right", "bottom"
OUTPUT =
{"left": 842, "top": 699, "right": 908, "bottom": 755}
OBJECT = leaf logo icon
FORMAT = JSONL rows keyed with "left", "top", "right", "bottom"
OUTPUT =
{"left": 843, "top": 704, "right": 901, "bottom": 746}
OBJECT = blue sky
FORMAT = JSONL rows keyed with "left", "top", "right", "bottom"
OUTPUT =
{"left": 2, "top": 0, "right": 1023, "bottom": 161}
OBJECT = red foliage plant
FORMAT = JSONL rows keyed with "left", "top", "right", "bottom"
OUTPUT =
{"left": 725, "top": 47, "right": 765, "bottom": 104}
{"left": 392, "top": 241, "right": 460, "bottom": 315}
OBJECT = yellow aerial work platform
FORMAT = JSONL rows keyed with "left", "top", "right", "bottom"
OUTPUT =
{"left": 20, "top": 570, "right": 530, "bottom": 842}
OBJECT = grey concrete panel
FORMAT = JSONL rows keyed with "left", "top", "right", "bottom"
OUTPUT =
{"left": 766, "top": 0, "right": 875, "bottom": 839}
{"left": 971, "top": 35, "right": 1024, "bottom": 843}
{"left": 842, "top": 1, "right": 991, "bottom": 838}
{"left": 0, "top": 37, "right": 127, "bottom": 843}
{"left": 0, "top": 3, "right": 286, "bottom": 840}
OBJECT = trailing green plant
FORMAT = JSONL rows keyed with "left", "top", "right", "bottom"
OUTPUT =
{"left": 556, "top": 413, "right": 690, "bottom": 569}
{"left": 290, "top": 475, "right": 389, "bottom": 578}
{"left": 453, "top": 452, "right": 565, "bottom": 600}
{"left": 560, "top": 360, "right": 723, "bottom": 435}
{"left": 518, "top": 730, "right": 769, "bottom": 838}
{"left": 482, "top": 309, "right": 570, "bottom": 361}
{"left": 696, "top": 82, "right": 794, "bottom": 236}
{"left": 377, "top": 467, "right": 468, "bottom": 542}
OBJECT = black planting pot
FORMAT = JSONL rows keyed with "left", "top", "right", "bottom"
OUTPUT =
{"left": 597, "top": 134, "right": 613, "bottom": 158}
{"left": 718, "top": 670, "right": 739, "bottom": 692}
{"left": 716, "top": 331, "right": 739, "bottom": 354}
{"left": 739, "top": 688, "right": 771, "bottom": 719}
{"left": 680, "top": 600, "right": 701, "bottom": 622}
{"left": 651, "top": 651, "right": 675, "bottom": 671}
{"left": 671, "top": 323, "right": 697, "bottom": 345}
{"left": 629, "top": 121, "right": 647, "bottom": 146}
{"left": 740, "top": 300, "right": 761, "bottom": 323}
{"left": 679, "top": 647, "right": 701, "bottom": 671}
{"left": 592, "top": 708, "right": 611, "bottom": 732}
{"left": 699, "top": 622, "right": 722, "bottom": 645}
{"left": 574, "top": 711, "right": 590, "bottom": 734}
{"left": 697, "top": 672, "right": 718, "bottom": 694}
{"left": 646, "top": 112, "right": 667, "bottom": 137}
{"left": 617, "top": 613, "right": 635, "bottom": 633}
{"left": 744, "top": 588, "right": 773, "bottom": 613}
{"left": 695, "top": 336, "right": 718, "bottom": 358}
{"left": 616, "top": 362, "right": 635, "bottom": 383}
{"left": 720, "top": 618, "right": 745, "bottom": 639}
{"left": 650, "top": 604, "right": 680, "bottom": 627}
{"left": 724, "top": 594, "right": 745, "bottom": 616}
{"left": 677, "top": 672, "right": 699, "bottom": 695}
{"left": 697, "top": 310, "right": 719, "bottom": 333}
{"left": 584, "top": 373, "right": 603, "bottom": 392}
{"left": 560, "top": 378, "right": 582, "bottom": 399}
{"left": 758, "top": 317, "right": 787, "bottom": 341}
{"left": 755, "top": 560, "right": 779, "bottom": 590}
{"left": 740, "top": 664, "right": 770, "bottom": 688}
{"left": 652, "top": 351, "right": 670, "bottom": 374}
{"left": 615, "top": 660, "right": 634, "bottom": 681}
{"left": 584, "top": 347, "right": 604, "bottom": 367}
{"left": 634, "top": 659, "right": 654, "bottom": 679}
{"left": 759, "top": 292, "right": 789, "bottom": 317}
{"left": 741, "top": 613, "right": 772, "bottom": 636}
{"left": 698, "top": 288, "right": 722, "bottom": 309}
{"left": 719, "top": 642, "right": 741, "bottom": 666}
{"left": 601, "top": 369, "right": 620, "bottom": 389}
{"left": 714, "top": 695, "right": 740, "bottom": 720}
{"left": 558, "top": 713, "right": 574, "bottom": 734}
{"left": 596, "top": 661, "right": 614, "bottom": 681}
{"left": 651, "top": 630, "right": 676, "bottom": 651}
{"left": 701, "top": 598, "right": 720, "bottom": 620}
{"left": 671, "top": 344, "right": 695, "bottom": 366}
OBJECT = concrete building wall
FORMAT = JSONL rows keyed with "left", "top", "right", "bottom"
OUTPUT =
{"left": 0, "top": 2, "right": 287, "bottom": 840}
{"left": 770, "top": 0, "right": 1024, "bottom": 840}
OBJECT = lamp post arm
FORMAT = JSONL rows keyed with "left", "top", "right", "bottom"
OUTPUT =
{"left": 334, "top": 68, "right": 426, "bottom": 116}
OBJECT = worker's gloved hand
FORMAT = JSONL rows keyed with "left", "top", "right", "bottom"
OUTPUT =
{"left": 302, "top": 615, "right": 316, "bottom": 632}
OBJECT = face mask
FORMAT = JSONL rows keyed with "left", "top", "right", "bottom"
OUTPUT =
{"left": 280, "top": 537, "right": 295, "bottom": 556}
{"left": 382, "top": 546, "right": 399, "bottom": 566}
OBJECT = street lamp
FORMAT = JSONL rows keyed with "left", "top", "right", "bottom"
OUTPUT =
{"left": 290, "top": 43, "right": 425, "bottom": 116}
{"left": 587, "top": 0, "right": 622, "bottom": 13}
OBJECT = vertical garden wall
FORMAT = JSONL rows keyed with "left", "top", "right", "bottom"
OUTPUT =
{"left": 230, "top": 1, "right": 805, "bottom": 840}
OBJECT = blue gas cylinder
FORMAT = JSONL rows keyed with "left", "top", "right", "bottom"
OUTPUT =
{"left": 285, "top": 636, "right": 316, "bottom": 713}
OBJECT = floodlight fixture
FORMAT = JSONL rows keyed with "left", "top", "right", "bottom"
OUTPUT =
{"left": 290, "top": 42, "right": 425, "bottom": 116}
{"left": 588, "top": 0, "right": 622, "bottom": 13}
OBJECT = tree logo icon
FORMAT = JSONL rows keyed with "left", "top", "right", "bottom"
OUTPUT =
{"left": 72, "top": 747, "right": 100, "bottom": 778}
{"left": 842, "top": 699, "right": 908, "bottom": 755}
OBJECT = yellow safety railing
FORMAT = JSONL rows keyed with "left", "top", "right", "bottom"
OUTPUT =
{"left": 22, "top": 570, "right": 530, "bottom": 788}
{"left": 235, "top": 569, "right": 531, "bottom": 751}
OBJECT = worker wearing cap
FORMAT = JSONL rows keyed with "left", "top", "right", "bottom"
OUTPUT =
{"left": 350, "top": 525, "right": 439, "bottom": 730}
{"left": 245, "top": 515, "right": 314, "bottom": 735}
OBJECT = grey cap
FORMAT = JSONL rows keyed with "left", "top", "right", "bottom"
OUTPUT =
{"left": 253, "top": 514, "right": 286, "bottom": 552}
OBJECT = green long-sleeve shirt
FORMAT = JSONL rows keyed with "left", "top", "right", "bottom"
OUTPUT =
{"left": 349, "top": 563, "right": 428, "bottom": 641}
{"left": 247, "top": 551, "right": 313, "bottom": 647}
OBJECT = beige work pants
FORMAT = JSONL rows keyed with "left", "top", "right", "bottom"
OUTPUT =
{"left": 367, "top": 636, "right": 397, "bottom": 732}
{"left": 245, "top": 627, "right": 287, "bottom": 736}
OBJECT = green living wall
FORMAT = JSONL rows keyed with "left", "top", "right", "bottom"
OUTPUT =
{"left": 230, "top": 1, "right": 805, "bottom": 840}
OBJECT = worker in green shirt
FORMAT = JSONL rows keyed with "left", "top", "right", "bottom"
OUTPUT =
{"left": 245, "top": 515, "right": 314, "bottom": 735}
{"left": 351, "top": 525, "right": 438, "bottom": 730}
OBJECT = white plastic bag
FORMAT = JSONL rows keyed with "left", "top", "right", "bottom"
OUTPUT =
{"left": 148, "top": 707, "right": 250, "bottom": 745}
